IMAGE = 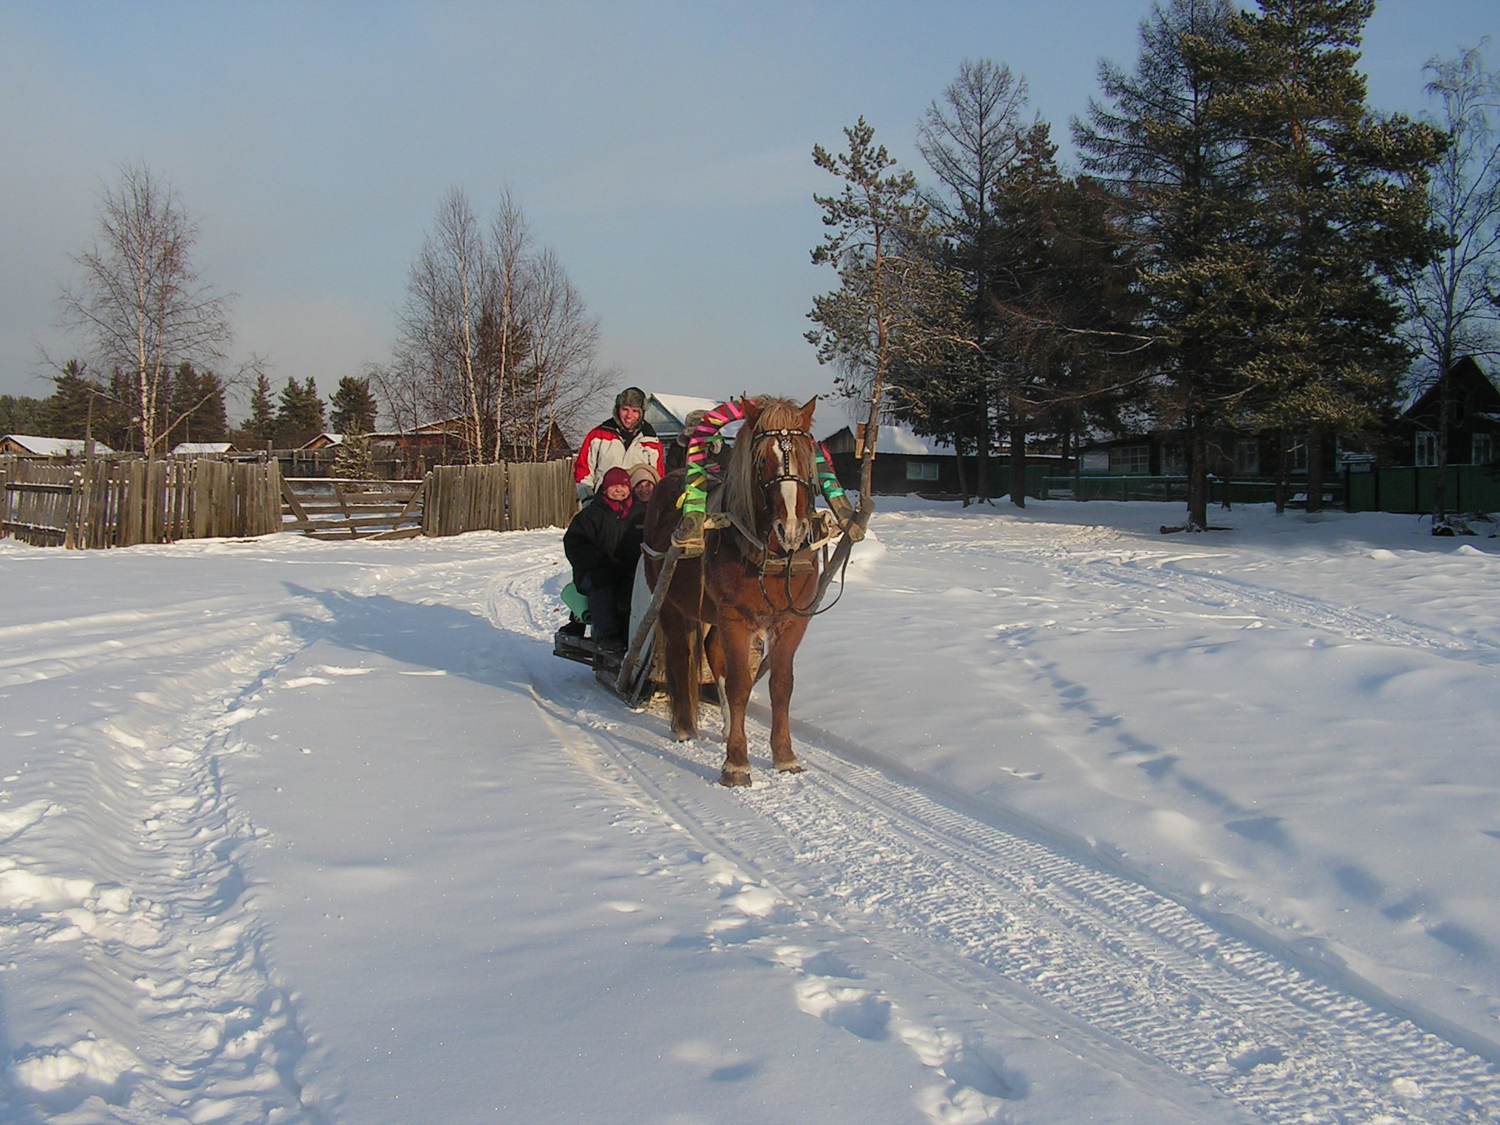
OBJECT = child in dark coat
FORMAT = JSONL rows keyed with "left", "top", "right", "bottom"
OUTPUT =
{"left": 562, "top": 466, "right": 638, "bottom": 648}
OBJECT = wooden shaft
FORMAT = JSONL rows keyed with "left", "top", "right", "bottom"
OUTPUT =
{"left": 809, "top": 502, "right": 871, "bottom": 613}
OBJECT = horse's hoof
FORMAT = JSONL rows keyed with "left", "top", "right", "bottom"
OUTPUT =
{"left": 673, "top": 727, "right": 696, "bottom": 743}
{"left": 720, "top": 767, "right": 752, "bottom": 787}
{"left": 775, "top": 760, "right": 804, "bottom": 775}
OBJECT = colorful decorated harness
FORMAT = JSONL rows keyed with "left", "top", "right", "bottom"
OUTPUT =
{"left": 678, "top": 399, "right": 848, "bottom": 527}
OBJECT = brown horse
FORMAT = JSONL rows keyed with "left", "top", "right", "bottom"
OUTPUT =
{"left": 643, "top": 396, "right": 821, "bottom": 786}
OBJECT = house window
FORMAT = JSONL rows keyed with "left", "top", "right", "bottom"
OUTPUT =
{"left": 1109, "top": 445, "right": 1150, "bottom": 475}
{"left": 1234, "top": 440, "right": 1260, "bottom": 476}
{"left": 1473, "top": 434, "right": 1494, "bottom": 466}
{"left": 905, "top": 461, "right": 940, "bottom": 482}
{"left": 1161, "top": 444, "right": 1186, "bottom": 476}
{"left": 1287, "top": 441, "right": 1308, "bottom": 473}
{"left": 1415, "top": 431, "right": 1438, "bottom": 467}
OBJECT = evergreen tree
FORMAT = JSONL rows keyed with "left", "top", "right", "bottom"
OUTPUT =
{"left": 275, "top": 376, "right": 326, "bottom": 442}
{"left": 0, "top": 394, "right": 47, "bottom": 436}
{"left": 163, "top": 363, "right": 229, "bottom": 446}
{"left": 1203, "top": 0, "right": 1442, "bottom": 511}
{"left": 332, "top": 430, "right": 377, "bottom": 480}
{"left": 329, "top": 375, "right": 380, "bottom": 434}
{"left": 243, "top": 372, "right": 277, "bottom": 446}
{"left": 808, "top": 118, "right": 963, "bottom": 499}
{"left": 304, "top": 377, "right": 326, "bottom": 431}
{"left": 1074, "top": 0, "right": 1249, "bottom": 530}
{"left": 41, "top": 359, "right": 128, "bottom": 445}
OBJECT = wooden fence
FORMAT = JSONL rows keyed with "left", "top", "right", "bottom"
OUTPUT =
{"left": 280, "top": 477, "right": 427, "bottom": 540}
{"left": 422, "top": 459, "right": 577, "bottom": 537}
{"left": 1, "top": 454, "right": 576, "bottom": 549}
{"left": 0, "top": 455, "right": 283, "bottom": 549}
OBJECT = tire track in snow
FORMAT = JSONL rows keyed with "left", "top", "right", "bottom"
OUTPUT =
{"left": 0, "top": 601, "right": 330, "bottom": 1122}
{"left": 1053, "top": 551, "right": 1495, "bottom": 660}
{"left": 485, "top": 553, "right": 1500, "bottom": 1123}
{"left": 568, "top": 707, "right": 1500, "bottom": 1123}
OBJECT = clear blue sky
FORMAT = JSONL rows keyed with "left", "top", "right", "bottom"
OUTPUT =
{"left": 2, "top": 1, "right": 1494, "bottom": 423}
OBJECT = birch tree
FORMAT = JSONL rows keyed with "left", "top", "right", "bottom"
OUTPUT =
{"left": 57, "top": 162, "right": 234, "bottom": 457}
{"left": 1401, "top": 45, "right": 1500, "bottom": 521}
{"left": 917, "top": 59, "right": 1035, "bottom": 500}
{"left": 394, "top": 188, "right": 491, "bottom": 462}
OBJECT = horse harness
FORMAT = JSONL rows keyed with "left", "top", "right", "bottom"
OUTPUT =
{"left": 641, "top": 423, "right": 852, "bottom": 618}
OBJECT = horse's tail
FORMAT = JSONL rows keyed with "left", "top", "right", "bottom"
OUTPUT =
{"left": 687, "top": 624, "right": 704, "bottom": 719}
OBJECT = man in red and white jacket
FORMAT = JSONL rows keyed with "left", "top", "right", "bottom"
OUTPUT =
{"left": 573, "top": 387, "right": 665, "bottom": 502}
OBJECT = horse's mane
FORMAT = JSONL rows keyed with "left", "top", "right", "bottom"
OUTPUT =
{"left": 723, "top": 397, "right": 813, "bottom": 534}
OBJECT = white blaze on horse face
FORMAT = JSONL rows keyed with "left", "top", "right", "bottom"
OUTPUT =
{"left": 774, "top": 479, "right": 809, "bottom": 551}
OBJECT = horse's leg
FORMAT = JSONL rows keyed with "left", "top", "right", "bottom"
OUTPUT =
{"left": 658, "top": 602, "right": 697, "bottom": 741}
{"left": 767, "top": 617, "right": 811, "bottom": 773}
{"left": 717, "top": 618, "right": 756, "bottom": 787}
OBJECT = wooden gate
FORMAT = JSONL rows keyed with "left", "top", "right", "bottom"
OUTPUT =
{"left": 2, "top": 465, "right": 82, "bottom": 546}
{"left": 280, "top": 477, "right": 426, "bottom": 540}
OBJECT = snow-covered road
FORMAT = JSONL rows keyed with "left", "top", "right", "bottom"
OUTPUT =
{"left": 3, "top": 500, "right": 1499, "bottom": 1122}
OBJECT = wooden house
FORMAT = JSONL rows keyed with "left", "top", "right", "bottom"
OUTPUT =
{"left": 1396, "top": 356, "right": 1500, "bottom": 468}
{"left": 645, "top": 393, "right": 726, "bottom": 443}
{"left": 298, "top": 433, "right": 344, "bottom": 452}
{"left": 0, "top": 435, "right": 114, "bottom": 457}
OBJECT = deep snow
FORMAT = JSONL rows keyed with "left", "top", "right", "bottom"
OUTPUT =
{"left": 2, "top": 498, "right": 1499, "bottom": 1123}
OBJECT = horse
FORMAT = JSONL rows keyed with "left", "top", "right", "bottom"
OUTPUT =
{"left": 642, "top": 396, "right": 822, "bottom": 786}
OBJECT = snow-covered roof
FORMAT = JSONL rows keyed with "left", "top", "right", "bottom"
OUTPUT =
{"left": 171, "top": 442, "right": 235, "bottom": 456}
{"left": 855, "top": 422, "right": 956, "bottom": 457}
{"left": 1, "top": 434, "right": 114, "bottom": 456}
{"left": 648, "top": 393, "right": 722, "bottom": 425}
{"left": 299, "top": 432, "right": 345, "bottom": 449}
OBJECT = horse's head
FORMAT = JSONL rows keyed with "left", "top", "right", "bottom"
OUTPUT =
{"left": 737, "top": 395, "right": 818, "bottom": 555}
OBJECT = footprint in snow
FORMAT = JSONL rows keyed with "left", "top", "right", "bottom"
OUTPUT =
{"left": 10, "top": 1035, "right": 140, "bottom": 1113}
{"left": 794, "top": 978, "right": 892, "bottom": 1040}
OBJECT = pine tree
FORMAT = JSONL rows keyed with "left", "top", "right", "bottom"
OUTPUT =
{"left": 303, "top": 377, "right": 326, "bottom": 431}
{"left": 243, "top": 372, "right": 277, "bottom": 447}
{"left": 0, "top": 394, "right": 47, "bottom": 436}
{"left": 808, "top": 118, "right": 963, "bottom": 499}
{"left": 163, "top": 363, "right": 229, "bottom": 446}
{"left": 1203, "top": 0, "right": 1442, "bottom": 510}
{"left": 275, "top": 377, "right": 323, "bottom": 444}
{"left": 329, "top": 375, "right": 380, "bottom": 434}
{"left": 1074, "top": 0, "right": 1249, "bottom": 530}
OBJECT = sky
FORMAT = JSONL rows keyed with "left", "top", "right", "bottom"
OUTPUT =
{"left": 5, "top": 499, "right": 1500, "bottom": 1121}
{"left": 1, "top": 1, "right": 1495, "bottom": 424}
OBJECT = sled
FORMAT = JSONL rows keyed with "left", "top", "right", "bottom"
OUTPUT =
{"left": 551, "top": 549, "right": 685, "bottom": 709}
{"left": 553, "top": 541, "right": 735, "bottom": 710}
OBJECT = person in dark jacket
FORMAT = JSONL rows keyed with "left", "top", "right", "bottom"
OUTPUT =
{"left": 563, "top": 466, "right": 638, "bottom": 648}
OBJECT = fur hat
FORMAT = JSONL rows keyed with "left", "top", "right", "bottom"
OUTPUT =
{"left": 629, "top": 463, "right": 659, "bottom": 488}
{"left": 676, "top": 409, "right": 708, "bottom": 445}
{"left": 614, "top": 387, "right": 647, "bottom": 413}
{"left": 601, "top": 466, "right": 632, "bottom": 492}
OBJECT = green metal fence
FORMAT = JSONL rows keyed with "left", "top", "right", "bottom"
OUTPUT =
{"left": 1345, "top": 465, "right": 1500, "bottom": 514}
{"left": 1038, "top": 475, "right": 1318, "bottom": 507}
